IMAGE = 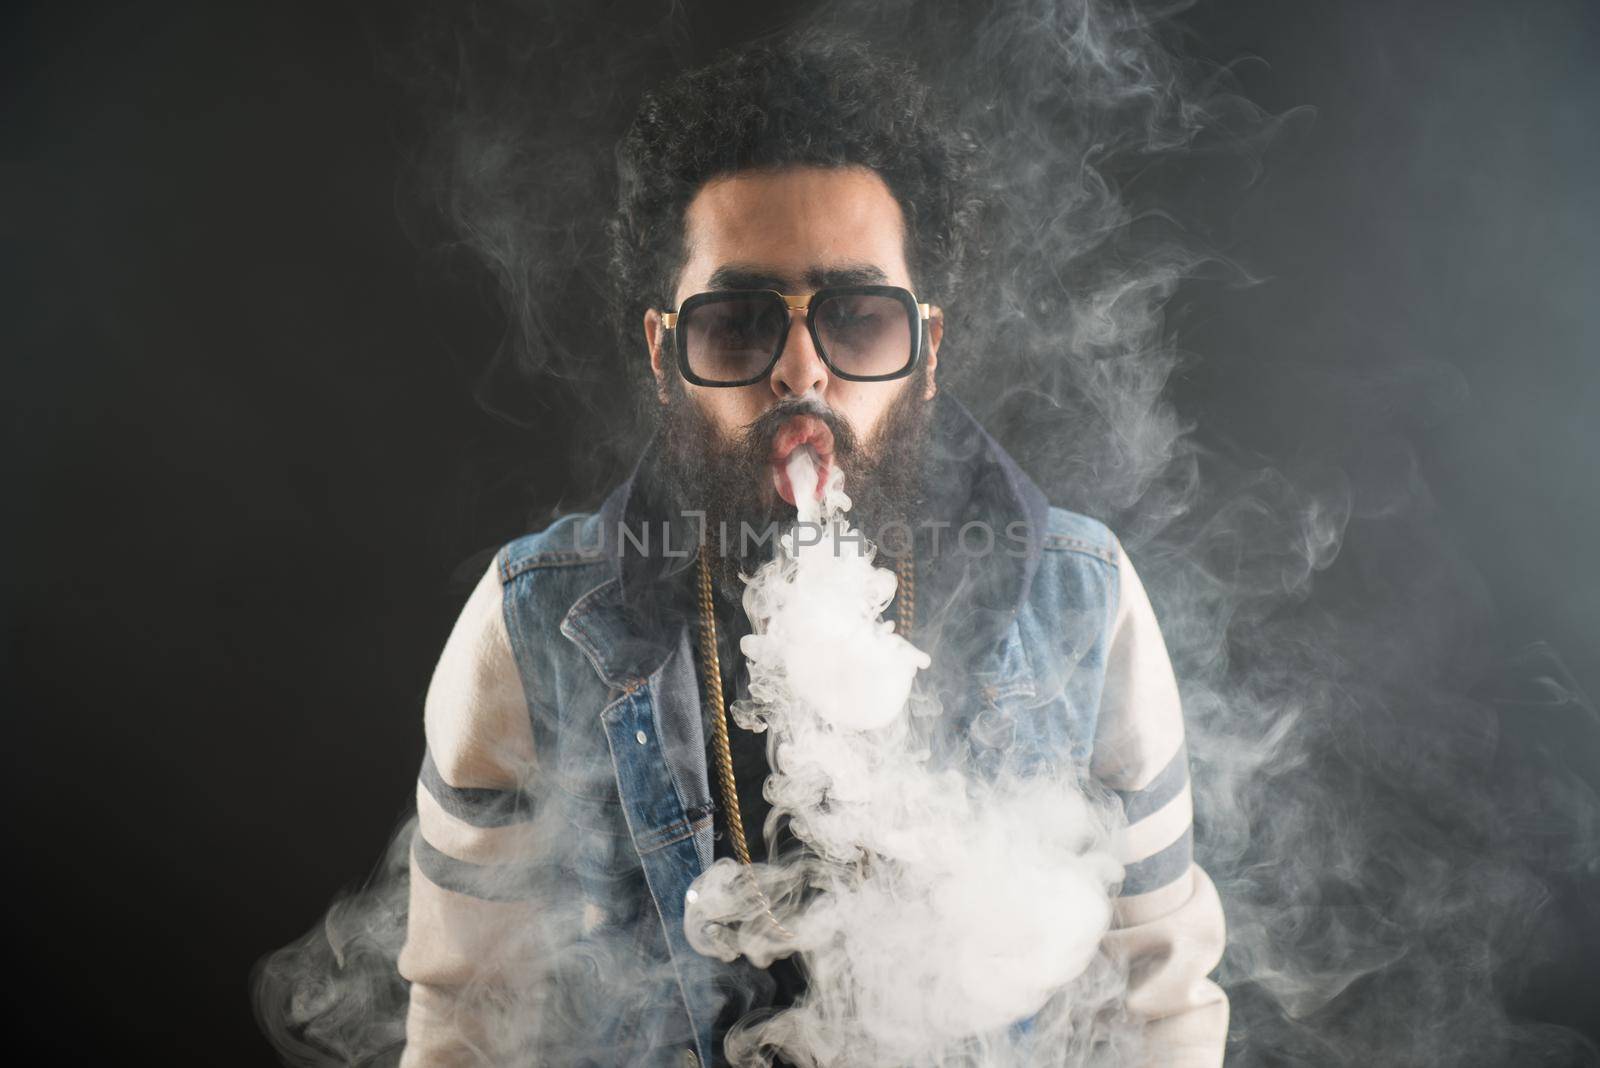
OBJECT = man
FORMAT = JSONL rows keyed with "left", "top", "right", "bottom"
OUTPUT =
{"left": 398, "top": 35, "right": 1226, "bottom": 1067}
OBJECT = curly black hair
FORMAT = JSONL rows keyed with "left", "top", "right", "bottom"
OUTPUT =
{"left": 608, "top": 32, "right": 981, "bottom": 344}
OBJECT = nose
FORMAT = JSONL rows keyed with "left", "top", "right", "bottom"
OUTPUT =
{"left": 768, "top": 310, "right": 829, "bottom": 399}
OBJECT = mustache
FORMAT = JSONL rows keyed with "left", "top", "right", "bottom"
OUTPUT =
{"left": 734, "top": 396, "right": 860, "bottom": 462}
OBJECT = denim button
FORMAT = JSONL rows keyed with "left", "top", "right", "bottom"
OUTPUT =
{"left": 679, "top": 1050, "right": 700, "bottom": 1067}
{"left": 635, "top": 730, "right": 648, "bottom": 745}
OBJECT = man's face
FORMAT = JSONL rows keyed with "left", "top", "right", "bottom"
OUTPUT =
{"left": 643, "top": 166, "right": 944, "bottom": 564}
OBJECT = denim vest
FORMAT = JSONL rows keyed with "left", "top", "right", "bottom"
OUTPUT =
{"left": 494, "top": 401, "right": 1121, "bottom": 1066}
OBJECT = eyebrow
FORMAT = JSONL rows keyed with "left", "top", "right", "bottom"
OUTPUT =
{"left": 702, "top": 263, "right": 890, "bottom": 293}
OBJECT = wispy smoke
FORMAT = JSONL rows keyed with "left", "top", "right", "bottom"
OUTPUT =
{"left": 255, "top": 1, "right": 1600, "bottom": 1065}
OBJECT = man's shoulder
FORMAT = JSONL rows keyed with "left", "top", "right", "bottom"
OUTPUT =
{"left": 1039, "top": 505, "right": 1121, "bottom": 569}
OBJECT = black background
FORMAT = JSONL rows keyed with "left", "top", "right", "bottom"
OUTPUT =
{"left": 6, "top": 0, "right": 1597, "bottom": 1062}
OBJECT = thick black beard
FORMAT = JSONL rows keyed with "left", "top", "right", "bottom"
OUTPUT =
{"left": 653, "top": 369, "right": 935, "bottom": 601}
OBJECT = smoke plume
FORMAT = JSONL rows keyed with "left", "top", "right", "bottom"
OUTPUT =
{"left": 685, "top": 448, "right": 1125, "bottom": 1066}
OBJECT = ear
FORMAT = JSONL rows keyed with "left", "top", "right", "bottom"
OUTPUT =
{"left": 922, "top": 307, "right": 943, "bottom": 400}
{"left": 643, "top": 308, "right": 670, "bottom": 405}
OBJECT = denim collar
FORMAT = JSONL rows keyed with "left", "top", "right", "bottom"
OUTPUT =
{"left": 913, "top": 395, "right": 1049, "bottom": 667}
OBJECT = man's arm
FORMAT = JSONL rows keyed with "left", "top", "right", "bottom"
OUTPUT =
{"left": 1091, "top": 539, "right": 1229, "bottom": 1067}
{"left": 399, "top": 558, "right": 541, "bottom": 1067}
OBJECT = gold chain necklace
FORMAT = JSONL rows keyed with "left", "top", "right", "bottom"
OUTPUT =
{"left": 694, "top": 542, "right": 915, "bottom": 866}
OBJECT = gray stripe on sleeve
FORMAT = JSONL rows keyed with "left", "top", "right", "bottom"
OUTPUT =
{"left": 1114, "top": 745, "right": 1189, "bottom": 824}
{"left": 413, "top": 830, "right": 539, "bottom": 903}
{"left": 1119, "top": 826, "right": 1193, "bottom": 896}
{"left": 420, "top": 749, "right": 534, "bottom": 828}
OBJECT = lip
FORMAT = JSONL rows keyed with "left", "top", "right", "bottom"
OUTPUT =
{"left": 768, "top": 413, "right": 835, "bottom": 506}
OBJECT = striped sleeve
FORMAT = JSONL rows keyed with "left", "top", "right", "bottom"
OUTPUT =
{"left": 1090, "top": 538, "right": 1228, "bottom": 1068}
{"left": 398, "top": 557, "right": 542, "bottom": 1067}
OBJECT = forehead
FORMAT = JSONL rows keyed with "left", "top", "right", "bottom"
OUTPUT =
{"left": 677, "top": 166, "right": 910, "bottom": 298}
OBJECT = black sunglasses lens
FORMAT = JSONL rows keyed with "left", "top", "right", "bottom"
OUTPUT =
{"left": 813, "top": 293, "right": 915, "bottom": 379}
{"left": 681, "top": 296, "right": 785, "bottom": 383}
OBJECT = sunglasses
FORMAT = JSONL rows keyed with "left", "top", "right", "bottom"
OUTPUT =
{"left": 660, "top": 285, "right": 936, "bottom": 387}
